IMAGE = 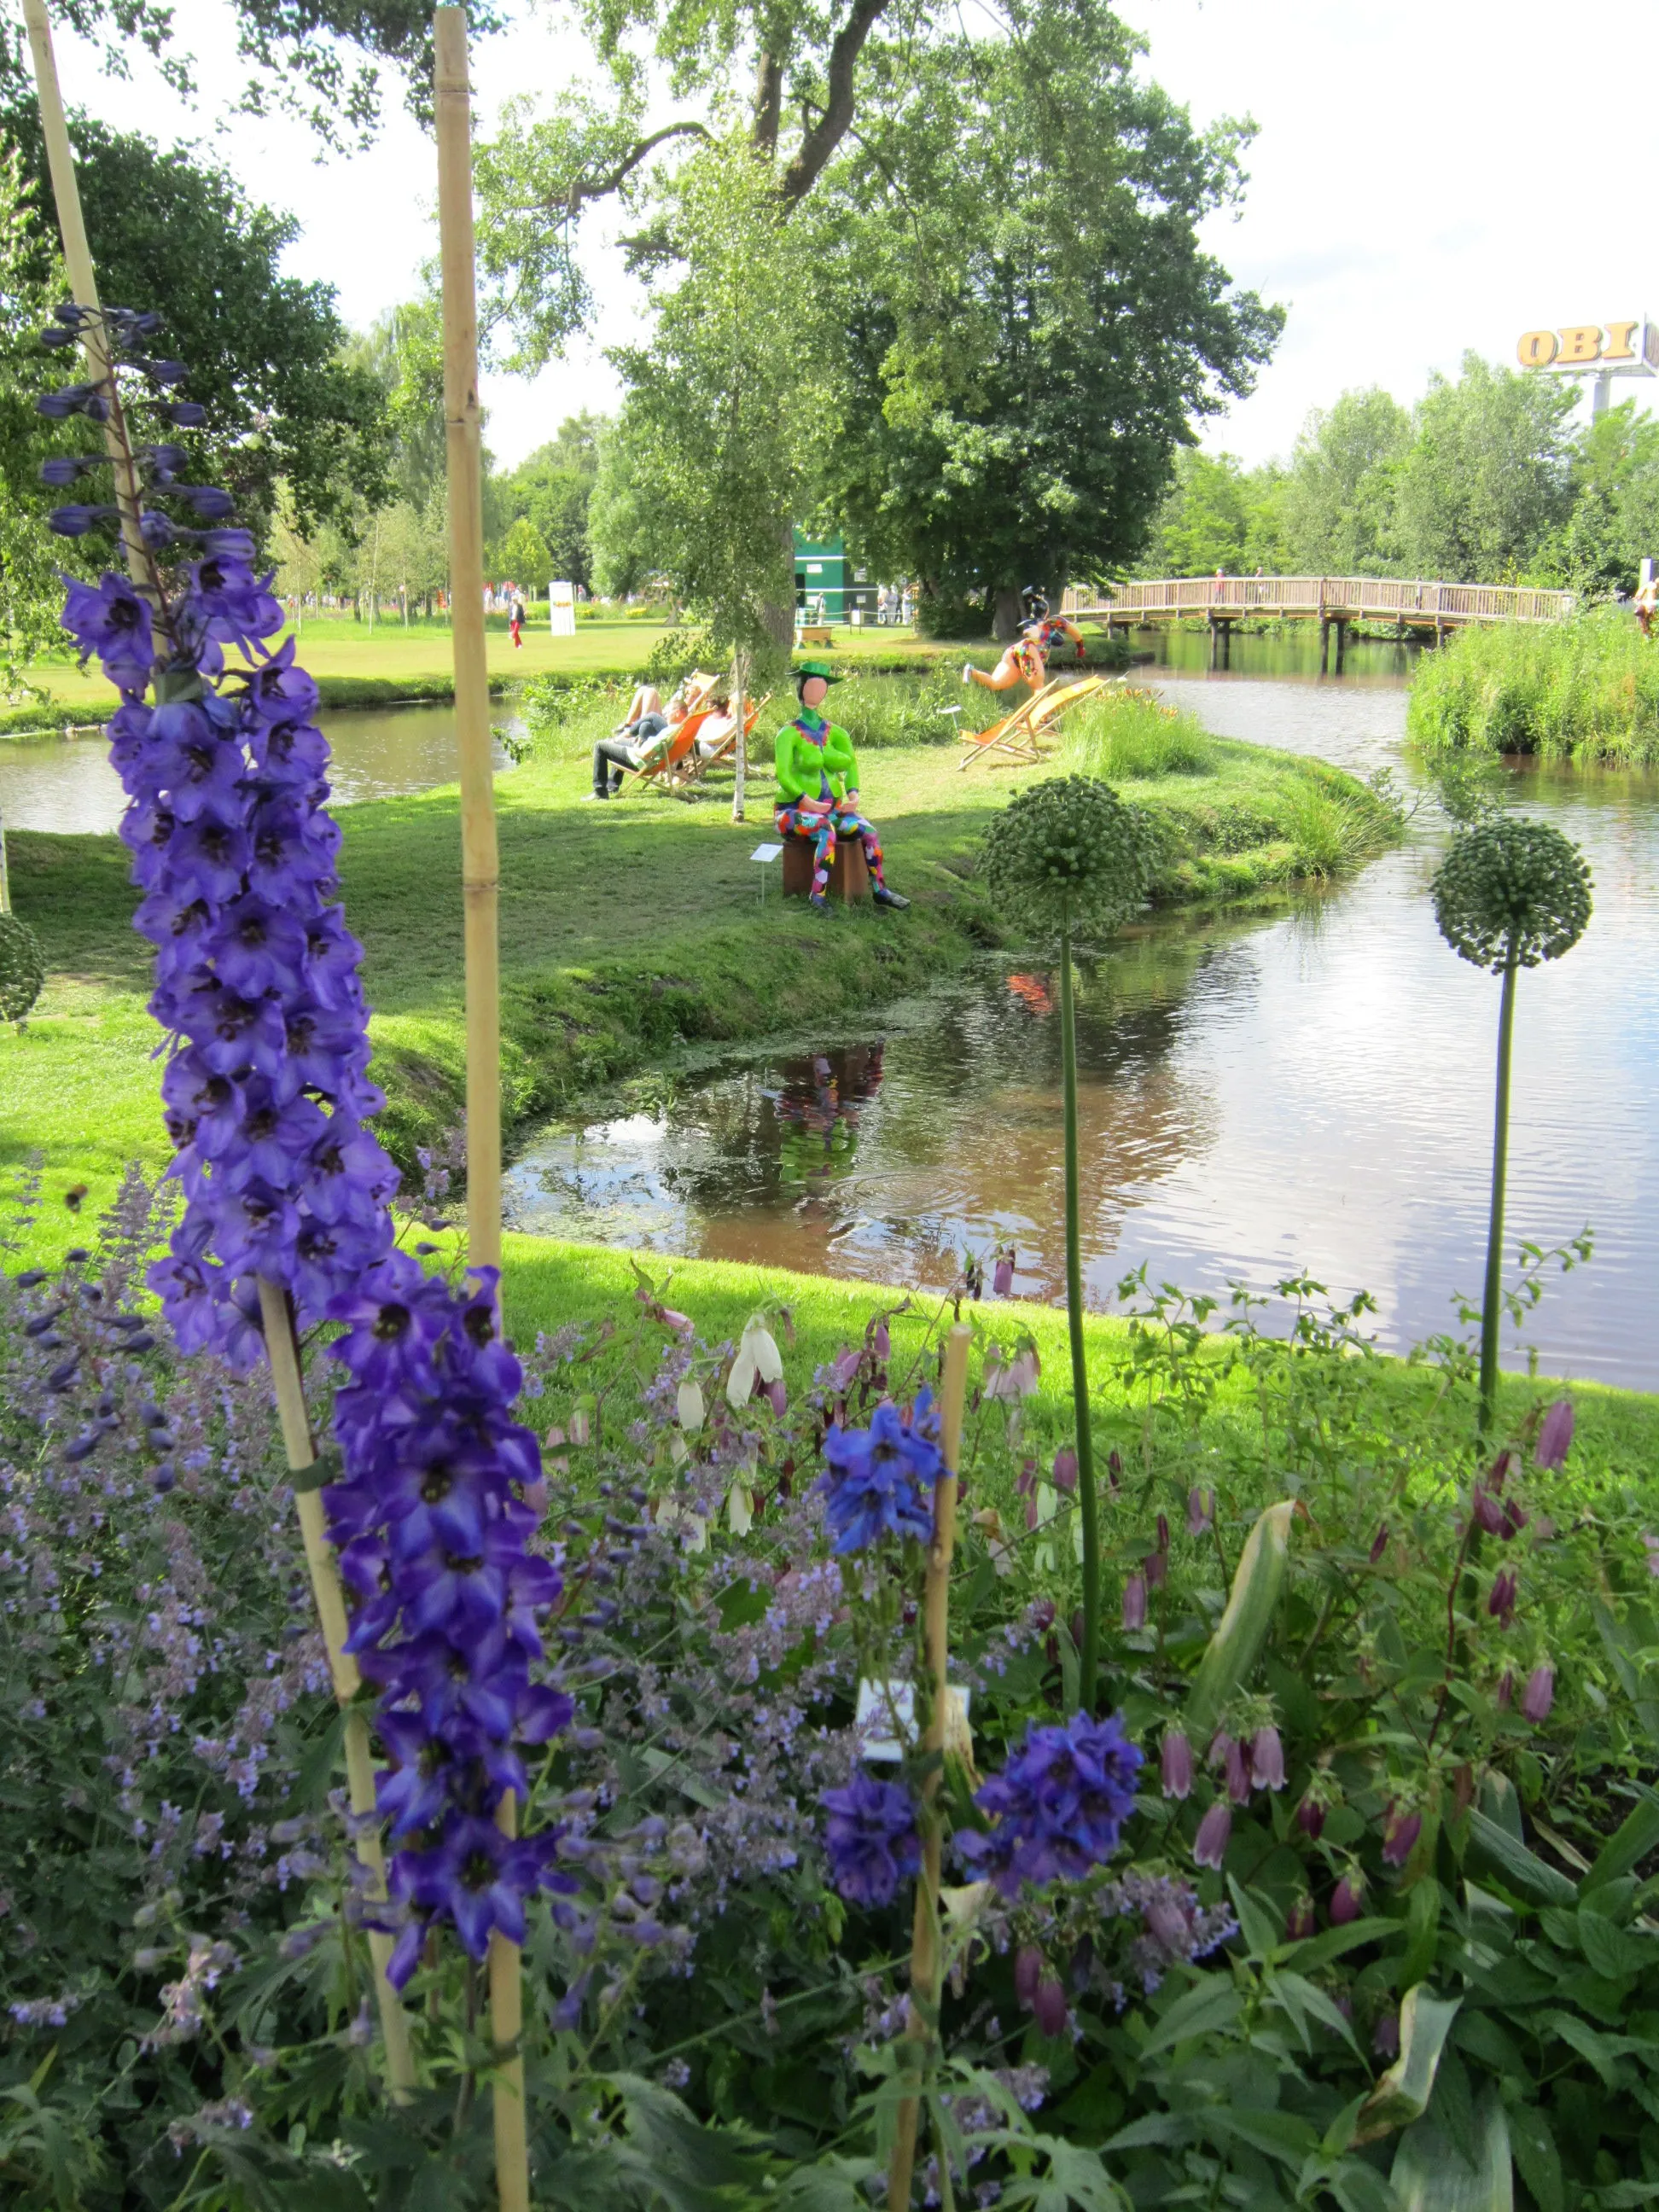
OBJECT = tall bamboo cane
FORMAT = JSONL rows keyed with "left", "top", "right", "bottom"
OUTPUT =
{"left": 433, "top": 15, "right": 526, "bottom": 2209}
{"left": 888, "top": 1323, "right": 972, "bottom": 2212}
{"left": 20, "top": 0, "right": 416, "bottom": 2097}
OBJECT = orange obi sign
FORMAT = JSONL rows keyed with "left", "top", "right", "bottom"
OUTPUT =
{"left": 1516, "top": 320, "right": 1659, "bottom": 371}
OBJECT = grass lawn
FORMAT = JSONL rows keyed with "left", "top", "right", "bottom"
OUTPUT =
{"left": 492, "top": 1233, "right": 1659, "bottom": 1470}
{"left": 3, "top": 690, "right": 1397, "bottom": 1266}
{"left": 2, "top": 617, "right": 1025, "bottom": 727}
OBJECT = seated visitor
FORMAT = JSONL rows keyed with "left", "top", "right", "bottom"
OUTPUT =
{"left": 773, "top": 658, "right": 909, "bottom": 912}
{"left": 693, "top": 693, "right": 738, "bottom": 758}
{"left": 614, "top": 682, "right": 665, "bottom": 736}
{"left": 591, "top": 682, "right": 689, "bottom": 798}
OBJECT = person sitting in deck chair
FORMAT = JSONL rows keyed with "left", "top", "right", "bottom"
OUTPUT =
{"left": 774, "top": 659, "right": 910, "bottom": 911}
{"left": 590, "top": 682, "right": 690, "bottom": 798}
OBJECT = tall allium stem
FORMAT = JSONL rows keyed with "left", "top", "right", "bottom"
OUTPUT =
{"left": 1478, "top": 937, "right": 1519, "bottom": 1435}
{"left": 257, "top": 1281, "right": 416, "bottom": 2093}
{"left": 20, "top": 0, "right": 147, "bottom": 580}
{"left": 434, "top": 14, "right": 521, "bottom": 2208}
{"left": 887, "top": 1324, "right": 972, "bottom": 2212}
{"left": 1058, "top": 896, "right": 1101, "bottom": 1708}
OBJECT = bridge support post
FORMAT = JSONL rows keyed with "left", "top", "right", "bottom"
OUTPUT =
{"left": 1318, "top": 618, "right": 1330, "bottom": 673}
{"left": 1334, "top": 620, "right": 1348, "bottom": 674}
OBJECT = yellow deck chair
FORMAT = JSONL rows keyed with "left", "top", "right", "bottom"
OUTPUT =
{"left": 957, "top": 674, "right": 1108, "bottom": 771}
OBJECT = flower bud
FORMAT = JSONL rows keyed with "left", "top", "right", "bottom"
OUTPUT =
{"left": 1295, "top": 1792, "right": 1325, "bottom": 1841}
{"left": 992, "top": 1253, "right": 1014, "bottom": 1296}
{"left": 1155, "top": 1512, "right": 1170, "bottom": 1556}
{"left": 1487, "top": 1569, "right": 1517, "bottom": 1627}
{"left": 1192, "top": 1801, "right": 1231, "bottom": 1871}
{"left": 1520, "top": 1663, "right": 1555, "bottom": 1723}
{"left": 1033, "top": 1973, "right": 1069, "bottom": 2039}
{"left": 871, "top": 1322, "right": 890, "bottom": 1360}
{"left": 1144, "top": 1549, "right": 1167, "bottom": 1590}
{"left": 570, "top": 1407, "right": 591, "bottom": 1447}
{"left": 764, "top": 1376, "right": 787, "bottom": 1418}
{"left": 1381, "top": 1805, "right": 1421, "bottom": 1868}
{"left": 1368, "top": 1523, "right": 1388, "bottom": 1565}
{"left": 1495, "top": 1668, "right": 1514, "bottom": 1710}
{"left": 1330, "top": 1871, "right": 1365, "bottom": 1925}
{"left": 1161, "top": 1729, "right": 1192, "bottom": 1801}
{"left": 1052, "top": 1448, "right": 1078, "bottom": 1494}
{"left": 1372, "top": 2011, "right": 1400, "bottom": 2060}
{"left": 1186, "top": 1487, "right": 1214, "bottom": 1537}
{"left": 1121, "top": 1574, "right": 1147, "bottom": 1631}
{"left": 1224, "top": 1737, "right": 1251, "bottom": 1804}
{"left": 1016, "top": 1458, "right": 1037, "bottom": 1497}
{"left": 1014, "top": 1943, "right": 1044, "bottom": 2011}
{"left": 1249, "top": 1726, "right": 1285, "bottom": 1792}
{"left": 1471, "top": 1487, "right": 1505, "bottom": 1536}
{"left": 1285, "top": 1895, "right": 1316, "bottom": 1941}
{"left": 1534, "top": 1399, "right": 1575, "bottom": 1470}
{"left": 1106, "top": 1448, "right": 1122, "bottom": 1495}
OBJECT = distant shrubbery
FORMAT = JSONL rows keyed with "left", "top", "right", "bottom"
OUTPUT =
{"left": 1408, "top": 608, "right": 1659, "bottom": 765}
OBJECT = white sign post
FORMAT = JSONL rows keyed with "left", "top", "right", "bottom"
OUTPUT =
{"left": 751, "top": 841, "right": 783, "bottom": 905}
{"left": 548, "top": 579, "right": 577, "bottom": 637}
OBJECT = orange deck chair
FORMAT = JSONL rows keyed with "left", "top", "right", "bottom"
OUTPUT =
{"left": 957, "top": 673, "right": 1109, "bottom": 771}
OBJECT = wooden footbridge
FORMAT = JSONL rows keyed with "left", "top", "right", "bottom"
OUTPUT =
{"left": 1062, "top": 575, "right": 1575, "bottom": 668}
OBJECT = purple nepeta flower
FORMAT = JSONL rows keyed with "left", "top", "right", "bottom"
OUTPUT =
{"left": 819, "top": 1770, "right": 921, "bottom": 1906}
{"left": 957, "top": 1712, "right": 1142, "bottom": 1898}
{"left": 818, "top": 1391, "right": 941, "bottom": 1553}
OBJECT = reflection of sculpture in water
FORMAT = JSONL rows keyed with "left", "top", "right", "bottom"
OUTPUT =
{"left": 771, "top": 1045, "right": 885, "bottom": 1190}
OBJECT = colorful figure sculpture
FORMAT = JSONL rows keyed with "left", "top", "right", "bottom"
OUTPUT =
{"left": 774, "top": 659, "right": 910, "bottom": 912}
{"left": 963, "top": 586, "right": 1086, "bottom": 695}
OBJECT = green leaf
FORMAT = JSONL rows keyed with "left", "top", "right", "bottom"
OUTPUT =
{"left": 1465, "top": 1811, "right": 1577, "bottom": 1906}
{"left": 1353, "top": 1986, "right": 1463, "bottom": 2144}
{"left": 1227, "top": 1877, "right": 1282, "bottom": 1963}
{"left": 1401, "top": 1878, "right": 1444, "bottom": 1991}
{"left": 1202, "top": 2105, "right": 1318, "bottom": 2168}
{"left": 774, "top": 2154, "right": 884, "bottom": 2209}
{"left": 1184, "top": 1499, "right": 1298, "bottom": 1743}
{"left": 992, "top": 2131, "right": 1129, "bottom": 2211}
{"left": 1577, "top": 1907, "right": 1651, "bottom": 1984}
{"left": 1535, "top": 2009, "right": 1626, "bottom": 2088}
{"left": 1272, "top": 1970, "right": 1365, "bottom": 2060}
{"left": 1584, "top": 1788, "right": 1659, "bottom": 1895}
{"left": 1505, "top": 2101, "right": 1562, "bottom": 2212}
{"left": 1390, "top": 2087, "right": 1514, "bottom": 2212}
{"left": 1287, "top": 1916, "right": 1401, "bottom": 1971}
{"left": 1137, "top": 1975, "right": 1244, "bottom": 2057}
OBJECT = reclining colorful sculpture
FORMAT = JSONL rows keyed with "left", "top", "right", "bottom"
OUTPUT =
{"left": 772, "top": 658, "right": 910, "bottom": 911}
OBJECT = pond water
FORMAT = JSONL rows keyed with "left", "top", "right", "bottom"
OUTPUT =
{"left": 504, "top": 632, "right": 1659, "bottom": 1392}
{"left": 0, "top": 703, "right": 515, "bottom": 835}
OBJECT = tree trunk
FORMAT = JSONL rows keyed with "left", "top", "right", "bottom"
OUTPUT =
{"left": 992, "top": 585, "right": 1023, "bottom": 642}
{"left": 731, "top": 644, "right": 749, "bottom": 824}
{"left": 761, "top": 514, "right": 796, "bottom": 658}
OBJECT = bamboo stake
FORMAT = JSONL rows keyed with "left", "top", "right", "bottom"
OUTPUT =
{"left": 434, "top": 16, "right": 526, "bottom": 2209}
{"left": 20, "top": 0, "right": 148, "bottom": 582}
{"left": 888, "top": 1323, "right": 972, "bottom": 2212}
{"left": 19, "top": 0, "right": 417, "bottom": 2101}
{"left": 257, "top": 1283, "right": 416, "bottom": 2096}
{"left": 434, "top": 3, "right": 502, "bottom": 1281}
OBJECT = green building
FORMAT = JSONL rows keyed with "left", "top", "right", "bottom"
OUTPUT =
{"left": 793, "top": 530, "right": 878, "bottom": 623}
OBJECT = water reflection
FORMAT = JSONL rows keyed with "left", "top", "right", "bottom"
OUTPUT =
{"left": 0, "top": 703, "right": 515, "bottom": 834}
{"left": 509, "top": 637, "right": 1659, "bottom": 1392}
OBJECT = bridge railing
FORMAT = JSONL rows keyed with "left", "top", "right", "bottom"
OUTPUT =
{"left": 1062, "top": 578, "right": 1575, "bottom": 625}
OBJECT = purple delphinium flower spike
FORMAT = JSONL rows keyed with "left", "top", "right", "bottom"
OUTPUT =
{"left": 817, "top": 1391, "right": 941, "bottom": 1552}
{"left": 957, "top": 1711, "right": 1141, "bottom": 1897}
{"left": 818, "top": 1770, "right": 921, "bottom": 1906}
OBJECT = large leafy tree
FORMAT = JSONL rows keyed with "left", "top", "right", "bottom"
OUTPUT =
{"left": 1276, "top": 386, "right": 1411, "bottom": 574}
{"left": 1139, "top": 449, "right": 1285, "bottom": 579}
{"left": 492, "top": 416, "right": 605, "bottom": 588}
{"left": 2, "top": 102, "right": 392, "bottom": 538}
{"left": 810, "top": 0, "right": 1283, "bottom": 634}
{"left": 1388, "top": 352, "right": 1577, "bottom": 584}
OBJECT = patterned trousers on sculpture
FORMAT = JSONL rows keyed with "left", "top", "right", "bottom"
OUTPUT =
{"left": 775, "top": 803, "right": 888, "bottom": 896}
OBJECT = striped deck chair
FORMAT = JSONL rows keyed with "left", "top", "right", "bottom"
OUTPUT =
{"left": 621, "top": 708, "right": 713, "bottom": 794}
{"left": 957, "top": 674, "right": 1109, "bottom": 771}
{"left": 676, "top": 695, "right": 771, "bottom": 788}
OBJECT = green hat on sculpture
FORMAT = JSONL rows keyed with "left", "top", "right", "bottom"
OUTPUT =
{"left": 794, "top": 656, "right": 843, "bottom": 684}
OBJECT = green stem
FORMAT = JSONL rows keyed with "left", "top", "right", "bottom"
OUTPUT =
{"left": 1479, "top": 940, "right": 1519, "bottom": 1436}
{"left": 1059, "top": 899, "right": 1100, "bottom": 1712}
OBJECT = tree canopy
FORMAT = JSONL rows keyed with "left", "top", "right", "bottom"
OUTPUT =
{"left": 1, "top": 102, "right": 392, "bottom": 538}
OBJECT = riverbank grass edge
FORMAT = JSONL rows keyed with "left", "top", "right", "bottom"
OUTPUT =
{"left": 1408, "top": 605, "right": 1659, "bottom": 766}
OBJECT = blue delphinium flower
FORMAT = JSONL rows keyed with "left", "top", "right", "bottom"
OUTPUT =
{"left": 818, "top": 1389, "right": 941, "bottom": 1553}
{"left": 819, "top": 1769, "right": 922, "bottom": 1906}
{"left": 323, "top": 1254, "right": 575, "bottom": 1983}
{"left": 958, "top": 1711, "right": 1143, "bottom": 1897}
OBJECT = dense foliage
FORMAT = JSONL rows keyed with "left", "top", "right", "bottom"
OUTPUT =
{"left": 1407, "top": 608, "right": 1659, "bottom": 767}
{"left": 6, "top": 1171, "right": 1659, "bottom": 2207}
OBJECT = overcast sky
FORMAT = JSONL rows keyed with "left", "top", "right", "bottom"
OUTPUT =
{"left": 44, "top": 0, "right": 1659, "bottom": 471}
